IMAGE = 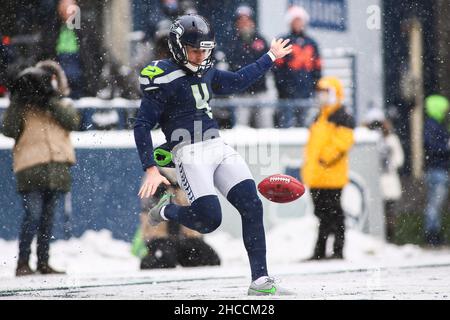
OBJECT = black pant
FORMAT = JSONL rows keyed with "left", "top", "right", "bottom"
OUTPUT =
{"left": 18, "top": 191, "right": 60, "bottom": 267}
{"left": 310, "top": 189, "right": 345, "bottom": 258}
{"left": 384, "top": 200, "right": 397, "bottom": 242}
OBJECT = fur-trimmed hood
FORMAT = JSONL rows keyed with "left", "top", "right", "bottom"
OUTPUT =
{"left": 35, "top": 60, "right": 71, "bottom": 97}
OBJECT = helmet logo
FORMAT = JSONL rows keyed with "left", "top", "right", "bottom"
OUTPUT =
{"left": 200, "top": 41, "right": 215, "bottom": 49}
{"left": 170, "top": 21, "right": 184, "bottom": 38}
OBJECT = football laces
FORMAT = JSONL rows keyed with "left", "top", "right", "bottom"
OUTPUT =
{"left": 269, "top": 176, "right": 290, "bottom": 183}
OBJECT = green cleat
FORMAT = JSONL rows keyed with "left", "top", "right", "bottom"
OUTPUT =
{"left": 248, "top": 276, "right": 294, "bottom": 296}
{"left": 148, "top": 192, "right": 174, "bottom": 226}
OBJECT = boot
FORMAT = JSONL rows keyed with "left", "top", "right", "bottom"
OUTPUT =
{"left": 305, "top": 217, "right": 329, "bottom": 261}
{"left": 325, "top": 252, "right": 344, "bottom": 260}
{"left": 304, "top": 252, "right": 326, "bottom": 261}
{"left": 16, "top": 261, "right": 35, "bottom": 277}
{"left": 305, "top": 235, "right": 327, "bottom": 261}
{"left": 37, "top": 263, "right": 66, "bottom": 275}
{"left": 425, "top": 231, "right": 443, "bottom": 247}
{"left": 332, "top": 237, "right": 345, "bottom": 260}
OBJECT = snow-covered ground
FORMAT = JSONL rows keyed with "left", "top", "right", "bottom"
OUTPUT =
{"left": 1, "top": 215, "right": 450, "bottom": 299}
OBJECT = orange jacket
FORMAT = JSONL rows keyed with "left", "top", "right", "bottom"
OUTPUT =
{"left": 301, "top": 102, "right": 355, "bottom": 189}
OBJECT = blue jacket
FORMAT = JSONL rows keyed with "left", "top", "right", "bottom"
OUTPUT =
{"left": 272, "top": 32, "right": 321, "bottom": 99}
{"left": 424, "top": 117, "right": 450, "bottom": 170}
{"left": 134, "top": 54, "right": 274, "bottom": 171}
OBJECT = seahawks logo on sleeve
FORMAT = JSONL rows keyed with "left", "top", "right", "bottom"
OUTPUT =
{"left": 139, "top": 62, "right": 165, "bottom": 92}
{"left": 139, "top": 60, "right": 187, "bottom": 93}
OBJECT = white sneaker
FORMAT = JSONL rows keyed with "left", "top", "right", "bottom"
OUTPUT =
{"left": 248, "top": 276, "right": 294, "bottom": 296}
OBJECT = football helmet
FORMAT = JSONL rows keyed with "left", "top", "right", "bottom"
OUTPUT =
{"left": 168, "top": 14, "right": 216, "bottom": 74}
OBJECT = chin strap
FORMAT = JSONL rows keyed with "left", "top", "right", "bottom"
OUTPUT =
{"left": 185, "top": 62, "right": 201, "bottom": 73}
{"left": 184, "top": 46, "right": 213, "bottom": 74}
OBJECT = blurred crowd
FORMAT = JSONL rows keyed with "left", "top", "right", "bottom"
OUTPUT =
{"left": 1, "top": 0, "right": 324, "bottom": 129}
{"left": 0, "top": 0, "right": 449, "bottom": 275}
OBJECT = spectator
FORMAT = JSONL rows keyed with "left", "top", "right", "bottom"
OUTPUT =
{"left": 1, "top": 61, "right": 80, "bottom": 276}
{"left": 52, "top": 0, "right": 83, "bottom": 98}
{"left": 423, "top": 94, "right": 450, "bottom": 246}
{"left": 273, "top": 5, "right": 321, "bottom": 128}
{"left": 0, "top": 2, "right": 54, "bottom": 95}
{"left": 132, "top": 0, "right": 197, "bottom": 71}
{"left": 0, "top": 34, "right": 10, "bottom": 97}
{"left": 40, "top": 0, "right": 114, "bottom": 98}
{"left": 363, "top": 107, "right": 404, "bottom": 242}
{"left": 133, "top": 166, "right": 220, "bottom": 269}
{"left": 301, "top": 76, "right": 355, "bottom": 260}
{"left": 225, "top": 5, "right": 271, "bottom": 128}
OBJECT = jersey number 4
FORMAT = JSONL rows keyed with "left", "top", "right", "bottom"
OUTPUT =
{"left": 191, "top": 84, "right": 212, "bottom": 118}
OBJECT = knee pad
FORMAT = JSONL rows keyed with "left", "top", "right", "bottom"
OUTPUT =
{"left": 190, "top": 195, "right": 222, "bottom": 234}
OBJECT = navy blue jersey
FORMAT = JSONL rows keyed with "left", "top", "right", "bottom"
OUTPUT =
{"left": 134, "top": 53, "right": 274, "bottom": 170}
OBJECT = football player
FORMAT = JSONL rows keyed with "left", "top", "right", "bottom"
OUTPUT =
{"left": 134, "top": 14, "right": 292, "bottom": 295}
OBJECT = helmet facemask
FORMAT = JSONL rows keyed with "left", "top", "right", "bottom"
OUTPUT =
{"left": 184, "top": 42, "right": 215, "bottom": 73}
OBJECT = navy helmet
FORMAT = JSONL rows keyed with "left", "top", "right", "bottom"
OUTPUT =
{"left": 168, "top": 14, "right": 216, "bottom": 74}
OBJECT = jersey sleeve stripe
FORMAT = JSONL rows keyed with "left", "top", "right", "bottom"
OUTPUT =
{"left": 139, "top": 77, "right": 150, "bottom": 85}
{"left": 144, "top": 86, "right": 160, "bottom": 91}
{"left": 154, "top": 70, "right": 186, "bottom": 84}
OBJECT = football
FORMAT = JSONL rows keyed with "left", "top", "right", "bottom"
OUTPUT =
{"left": 257, "top": 174, "right": 305, "bottom": 203}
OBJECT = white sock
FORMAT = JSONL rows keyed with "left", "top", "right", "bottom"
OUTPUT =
{"left": 253, "top": 276, "right": 270, "bottom": 285}
{"left": 160, "top": 206, "right": 169, "bottom": 221}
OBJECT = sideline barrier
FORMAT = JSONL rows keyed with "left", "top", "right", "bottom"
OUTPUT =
{"left": 0, "top": 128, "right": 384, "bottom": 241}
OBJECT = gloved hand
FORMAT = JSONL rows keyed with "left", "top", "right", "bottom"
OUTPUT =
{"left": 154, "top": 141, "right": 177, "bottom": 168}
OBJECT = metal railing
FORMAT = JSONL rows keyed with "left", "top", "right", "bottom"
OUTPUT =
{"left": 0, "top": 96, "right": 318, "bottom": 130}
{"left": 0, "top": 51, "right": 357, "bottom": 128}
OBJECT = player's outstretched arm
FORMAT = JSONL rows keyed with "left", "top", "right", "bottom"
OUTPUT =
{"left": 211, "top": 38, "right": 292, "bottom": 95}
{"left": 268, "top": 38, "right": 293, "bottom": 60}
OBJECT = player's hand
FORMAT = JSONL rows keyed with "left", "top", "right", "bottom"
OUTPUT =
{"left": 138, "top": 166, "right": 171, "bottom": 198}
{"left": 269, "top": 38, "right": 293, "bottom": 59}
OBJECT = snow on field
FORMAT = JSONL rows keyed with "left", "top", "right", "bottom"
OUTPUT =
{"left": 1, "top": 215, "right": 450, "bottom": 299}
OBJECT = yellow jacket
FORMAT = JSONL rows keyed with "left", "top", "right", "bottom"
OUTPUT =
{"left": 301, "top": 104, "right": 355, "bottom": 189}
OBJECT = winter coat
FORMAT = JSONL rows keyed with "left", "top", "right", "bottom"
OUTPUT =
{"left": 379, "top": 133, "right": 404, "bottom": 200}
{"left": 2, "top": 97, "right": 79, "bottom": 192}
{"left": 301, "top": 104, "right": 355, "bottom": 189}
{"left": 424, "top": 117, "right": 450, "bottom": 171}
{"left": 273, "top": 31, "right": 321, "bottom": 99}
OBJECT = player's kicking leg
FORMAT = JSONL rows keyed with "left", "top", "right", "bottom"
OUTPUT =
{"left": 149, "top": 139, "right": 224, "bottom": 234}
{"left": 148, "top": 139, "right": 293, "bottom": 295}
{"left": 213, "top": 144, "right": 293, "bottom": 296}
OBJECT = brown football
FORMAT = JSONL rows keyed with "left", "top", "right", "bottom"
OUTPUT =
{"left": 257, "top": 174, "right": 305, "bottom": 203}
